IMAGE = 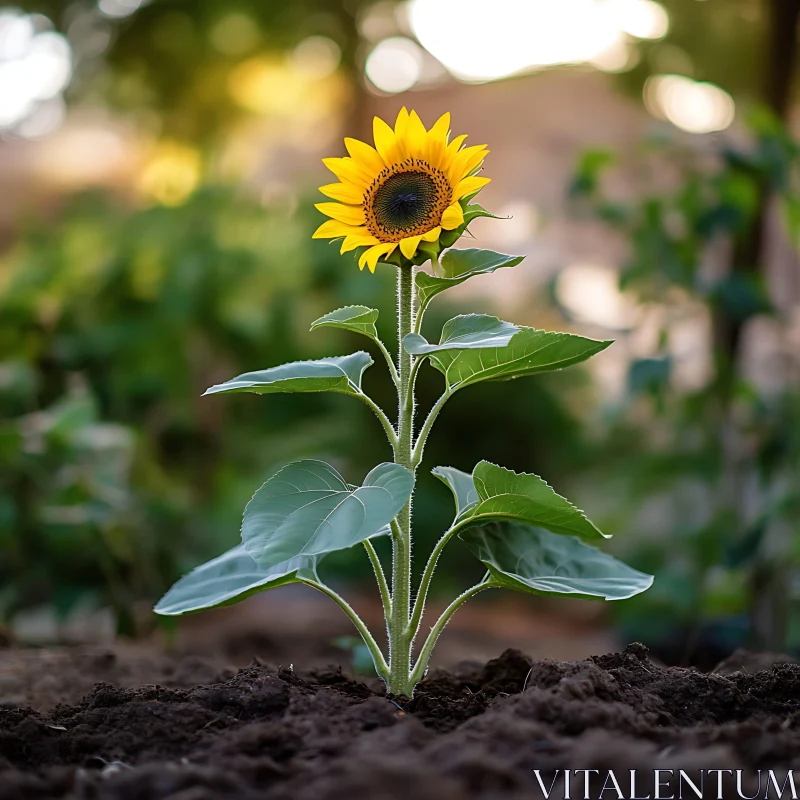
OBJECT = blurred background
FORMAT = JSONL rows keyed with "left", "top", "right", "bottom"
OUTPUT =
{"left": 1, "top": 0, "right": 799, "bottom": 673}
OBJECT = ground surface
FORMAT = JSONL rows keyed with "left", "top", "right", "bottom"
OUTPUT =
{"left": 0, "top": 644, "right": 799, "bottom": 799}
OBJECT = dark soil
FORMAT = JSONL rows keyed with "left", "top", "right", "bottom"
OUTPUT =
{"left": 1, "top": 643, "right": 799, "bottom": 799}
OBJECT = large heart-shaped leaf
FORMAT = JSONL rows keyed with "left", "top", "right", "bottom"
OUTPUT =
{"left": 403, "top": 314, "right": 519, "bottom": 356}
{"left": 426, "top": 327, "right": 612, "bottom": 391}
{"left": 243, "top": 460, "right": 413, "bottom": 569}
{"left": 310, "top": 306, "right": 380, "bottom": 343}
{"left": 462, "top": 522, "right": 653, "bottom": 601}
{"left": 154, "top": 545, "right": 322, "bottom": 616}
{"left": 203, "top": 352, "right": 372, "bottom": 397}
{"left": 416, "top": 248, "right": 524, "bottom": 308}
{"left": 458, "top": 461, "right": 608, "bottom": 541}
{"left": 431, "top": 466, "right": 478, "bottom": 518}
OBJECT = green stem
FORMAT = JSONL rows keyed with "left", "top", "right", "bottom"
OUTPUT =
{"left": 388, "top": 263, "right": 416, "bottom": 695}
{"left": 408, "top": 518, "right": 469, "bottom": 641}
{"left": 355, "top": 391, "right": 398, "bottom": 450}
{"left": 411, "top": 389, "right": 451, "bottom": 468}
{"left": 363, "top": 540, "right": 391, "bottom": 617}
{"left": 376, "top": 340, "right": 400, "bottom": 387}
{"left": 407, "top": 356, "right": 425, "bottom": 408}
{"left": 409, "top": 580, "right": 494, "bottom": 686}
{"left": 302, "top": 580, "right": 389, "bottom": 680}
{"left": 413, "top": 255, "right": 440, "bottom": 335}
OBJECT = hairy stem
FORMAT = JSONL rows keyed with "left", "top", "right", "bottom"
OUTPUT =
{"left": 408, "top": 519, "right": 469, "bottom": 641}
{"left": 363, "top": 539, "right": 391, "bottom": 617}
{"left": 376, "top": 339, "right": 400, "bottom": 387}
{"left": 303, "top": 580, "right": 389, "bottom": 680}
{"left": 411, "top": 389, "right": 451, "bottom": 468}
{"left": 355, "top": 391, "right": 398, "bottom": 450}
{"left": 409, "top": 580, "right": 494, "bottom": 686}
{"left": 413, "top": 255, "right": 440, "bottom": 335}
{"left": 387, "top": 264, "right": 416, "bottom": 695}
{"left": 407, "top": 356, "right": 424, "bottom": 408}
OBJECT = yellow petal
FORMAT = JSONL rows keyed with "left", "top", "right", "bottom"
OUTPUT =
{"left": 344, "top": 137, "right": 385, "bottom": 174}
{"left": 441, "top": 203, "right": 464, "bottom": 230}
{"left": 403, "top": 110, "right": 428, "bottom": 160}
{"left": 440, "top": 133, "right": 468, "bottom": 174}
{"left": 428, "top": 111, "right": 450, "bottom": 141}
{"left": 315, "top": 202, "right": 365, "bottom": 226}
{"left": 426, "top": 112, "right": 450, "bottom": 168}
{"left": 447, "top": 134, "right": 467, "bottom": 155}
{"left": 341, "top": 233, "right": 379, "bottom": 254}
{"left": 322, "top": 157, "right": 372, "bottom": 189}
{"left": 358, "top": 243, "right": 396, "bottom": 273}
{"left": 319, "top": 182, "right": 364, "bottom": 204}
{"left": 453, "top": 176, "right": 491, "bottom": 201}
{"left": 399, "top": 235, "right": 423, "bottom": 259}
{"left": 421, "top": 226, "right": 441, "bottom": 242}
{"left": 448, "top": 145, "right": 488, "bottom": 185}
{"left": 373, "top": 116, "right": 397, "bottom": 165}
{"left": 313, "top": 219, "right": 364, "bottom": 239}
{"left": 394, "top": 107, "right": 410, "bottom": 137}
{"left": 462, "top": 148, "right": 489, "bottom": 177}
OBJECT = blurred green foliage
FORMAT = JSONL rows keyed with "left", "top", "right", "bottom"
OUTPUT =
{"left": 0, "top": 186, "right": 379, "bottom": 630}
{"left": 570, "top": 111, "right": 800, "bottom": 659}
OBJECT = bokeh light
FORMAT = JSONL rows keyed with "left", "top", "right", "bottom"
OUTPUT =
{"left": 13, "top": 95, "right": 65, "bottom": 139}
{"left": 557, "top": 263, "right": 636, "bottom": 329}
{"left": 359, "top": 0, "right": 409, "bottom": 42}
{"left": 138, "top": 141, "right": 201, "bottom": 206}
{"left": 0, "top": 9, "right": 71, "bottom": 136}
{"left": 407, "top": 0, "right": 668, "bottom": 82}
{"left": 491, "top": 201, "right": 540, "bottom": 248}
{"left": 644, "top": 73, "right": 735, "bottom": 133}
{"left": 609, "top": 0, "right": 669, "bottom": 39}
{"left": 97, "top": 0, "right": 143, "bottom": 19}
{"left": 289, "top": 36, "right": 341, "bottom": 80}
{"left": 589, "top": 37, "right": 638, "bottom": 73}
{"left": 365, "top": 36, "right": 424, "bottom": 92}
{"left": 210, "top": 13, "right": 261, "bottom": 56}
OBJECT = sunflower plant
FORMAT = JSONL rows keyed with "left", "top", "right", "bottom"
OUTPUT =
{"left": 155, "top": 109, "right": 653, "bottom": 696}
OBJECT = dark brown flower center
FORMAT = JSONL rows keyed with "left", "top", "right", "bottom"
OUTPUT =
{"left": 364, "top": 158, "right": 452, "bottom": 242}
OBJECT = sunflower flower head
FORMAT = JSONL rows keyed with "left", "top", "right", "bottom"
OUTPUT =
{"left": 313, "top": 109, "right": 490, "bottom": 273}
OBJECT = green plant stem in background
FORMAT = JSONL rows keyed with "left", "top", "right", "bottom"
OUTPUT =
{"left": 388, "top": 264, "right": 416, "bottom": 696}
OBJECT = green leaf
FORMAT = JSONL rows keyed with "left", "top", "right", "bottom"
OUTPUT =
{"left": 204, "top": 352, "right": 372, "bottom": 397}
{"left": 310, "top": 306, "right": 380, "bottom": 342}
{"left": 431, "top": 466, "right": 478, "bottom": 518}
{"left": 242, "top": 459, "right": 413, "bottom": 569}
{"left": 154, "top": 545, "right": 321, "bottom": 616}
{"left": 463, "top": 202, "right": 503, "bottom": 225}
{"left": 416, "top": 248, "right": 524, "bottom": 307}
{"left": 403, "top": 314, "right": 519, "bottom": 356}
{"left": 462, "top": 461, "right": 609, "bottom": 541}
{"left": 426, "top": 327, "right": 612, "bottom": 391}
{"left": 462, "top": 522, "right": 653, "bottom": 601}
{"left": 439, "top": 204, "right": 504, "bottom": 249}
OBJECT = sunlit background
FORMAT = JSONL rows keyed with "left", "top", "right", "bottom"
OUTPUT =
{"left": 1, "top": 0, "right": 799, "bottom": 671}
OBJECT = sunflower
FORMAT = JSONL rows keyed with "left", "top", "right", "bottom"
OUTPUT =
{"left": 313, "top": 109, "right": 490, "bottom": 273}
